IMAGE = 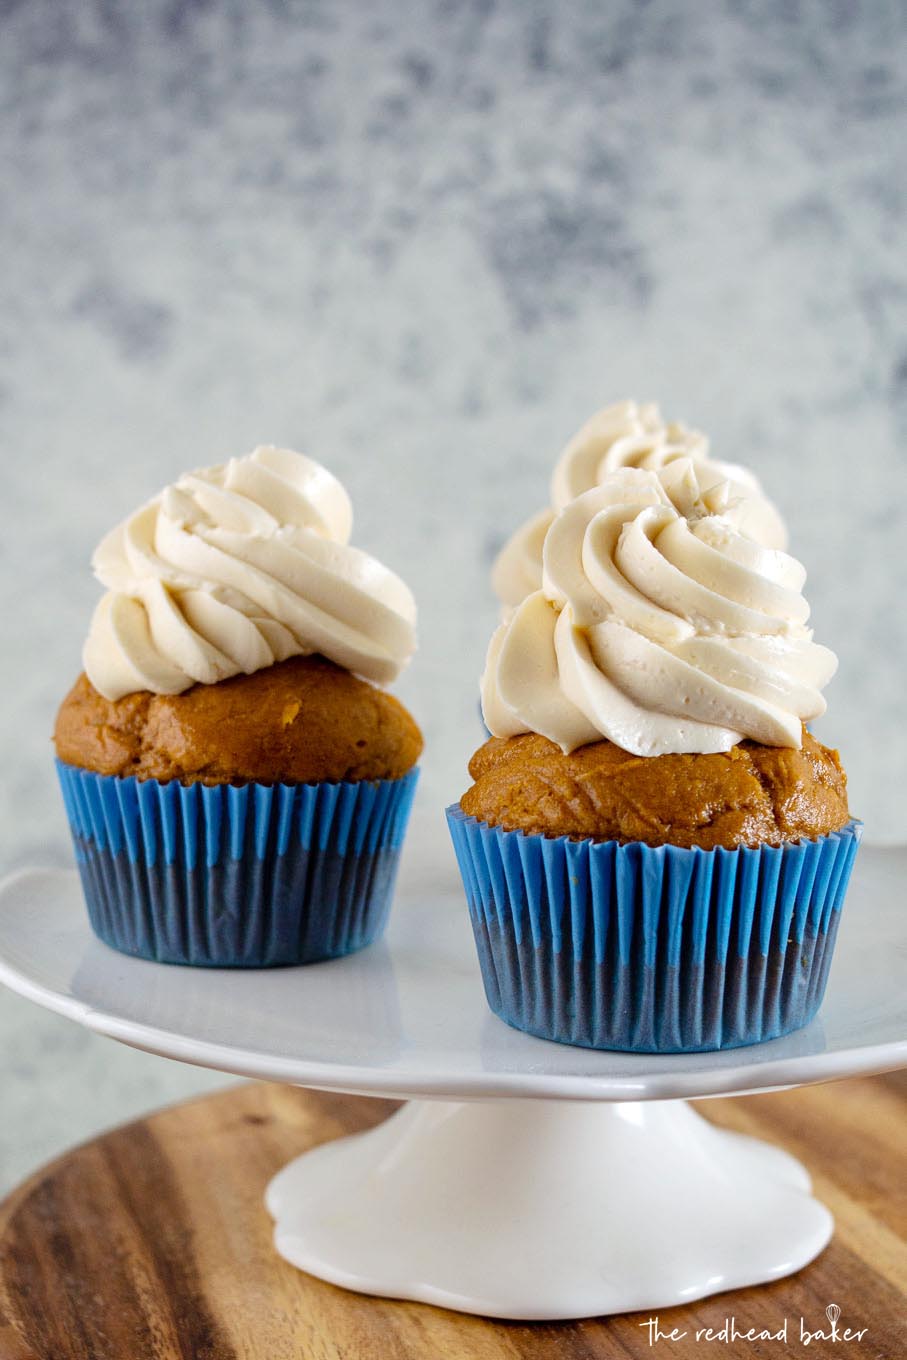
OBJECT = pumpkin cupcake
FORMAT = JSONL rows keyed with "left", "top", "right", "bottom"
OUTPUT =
{"left": 448, "top": 457, "right": 859, "bottom": 1052}
{"left": 55, "top": 445, "right": 421, "bottom": 966}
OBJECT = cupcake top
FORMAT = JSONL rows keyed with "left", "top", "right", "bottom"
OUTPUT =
{"left": 83, "top": 445, "right": 417, "bottom": 701}
{"left": 481, "top": 464, "right": 836, "bottom": 759}
{"left": 492, "top": 400, "right": 787, "bottom": 609}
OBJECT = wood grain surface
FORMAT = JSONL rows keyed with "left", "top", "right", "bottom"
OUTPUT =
{"left": 0, "top": 1076, "right": 904, "bottom": 1360}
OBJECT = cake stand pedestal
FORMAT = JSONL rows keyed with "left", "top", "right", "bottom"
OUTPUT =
{"left": 266, "top": 1097, "right": 830, "bottom": 1319}
{"left": 0, "top": 846, "right": 904, "bottom": 1321}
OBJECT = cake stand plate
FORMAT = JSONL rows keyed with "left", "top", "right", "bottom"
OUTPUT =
{"left": 0, "top": 847, "right": 905, "bottom": 1319}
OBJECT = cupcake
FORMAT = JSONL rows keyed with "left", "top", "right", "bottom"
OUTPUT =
{"left": 55, "top": 445, "right": 421, "bottom": 966}
{"left": 448, "top": 452, "right": 860, "bottom": 1052}
{"left": 492, "top": 399, "right": 787, "bottom": 610}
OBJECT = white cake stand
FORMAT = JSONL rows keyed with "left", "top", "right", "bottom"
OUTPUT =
{"left": 0, "top": 846, "right": 905, "bottom": 1321}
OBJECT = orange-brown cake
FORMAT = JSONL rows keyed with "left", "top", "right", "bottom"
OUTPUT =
{"left": 55, "top": 655, "right": 423, "bottom": 787}
{"left": 55, "top": 445, "right": 422, "bottom": 967}
{"left": 460, "top": 727, "right": 848, "bottom": 850}
{"left": 446, "top": 406, "right": 861, "bottom": 1053}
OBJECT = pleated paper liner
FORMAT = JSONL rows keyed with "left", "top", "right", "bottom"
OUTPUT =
{"left": 57, "top": 760, "right": 418, "bottom": 967}
{"left": 446, "top": 806, "right": 862, "bottom": 1053}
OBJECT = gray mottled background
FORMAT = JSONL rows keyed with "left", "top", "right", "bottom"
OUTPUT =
{"left": 1, "top": 0, "right": 905, "bottom": 1189}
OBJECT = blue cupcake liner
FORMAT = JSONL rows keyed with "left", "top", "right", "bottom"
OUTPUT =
{"left": 446, "top": 807, "right": 862, "bottom": 1053}
{"left": 57, "top": 760, "right": 418, "bottom": 967}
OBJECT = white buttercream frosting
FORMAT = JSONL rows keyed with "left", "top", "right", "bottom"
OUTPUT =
{"left": 84, "top": 445, "right": 417, "bottom": 700}
{"left": 492, "top": 400, "right": 788, "bottom": 609}
{"left": 482, "top": 466, "right": 835, "bottom": 757}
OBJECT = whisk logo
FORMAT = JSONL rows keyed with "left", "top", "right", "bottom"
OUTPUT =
{"left": 638, "top": 1302, "right": 869, "bottom": 1348}
{"left": 800, "top": 1302, "right": 868, "bottom": 1346}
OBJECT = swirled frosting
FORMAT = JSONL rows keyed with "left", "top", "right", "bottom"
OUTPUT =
{"left": 482, "top": 467, "right": 835, "bottom": 757}
{"left": 492, "top": 400, "right": 787, "bottom": 609}
{"left": 83, "top": 445, "right": 417, "bottom": 701}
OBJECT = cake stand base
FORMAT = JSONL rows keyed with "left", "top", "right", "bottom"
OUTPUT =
{"left": 265, "top": 1096, "right": 833, "bottom": 1320}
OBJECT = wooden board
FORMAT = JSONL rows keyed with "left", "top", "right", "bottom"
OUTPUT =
{"left": 0, "top": 1076, "right": 904, "bottom": 1360}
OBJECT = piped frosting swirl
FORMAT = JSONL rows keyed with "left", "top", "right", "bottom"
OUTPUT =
{"left": 482, "top": 466, "right": 835, "bottom": 757}
{"left": 492, "top": 400, "right": 787, "bottom": 610}
{"left": 83, "top": 445, "right": 417, "bottom": 700}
